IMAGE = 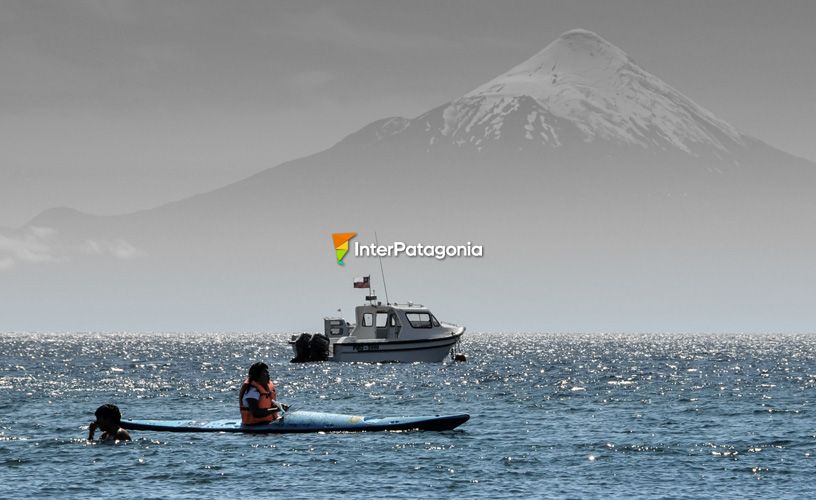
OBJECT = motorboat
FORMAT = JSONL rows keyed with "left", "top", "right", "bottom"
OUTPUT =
{"left": 290, "top": 301, "right": 465, "bottom": 363}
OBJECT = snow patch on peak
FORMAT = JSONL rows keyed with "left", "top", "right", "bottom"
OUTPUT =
{"left": 451, "top": 29, "right": 744, "bottom": 155}
{"left": 467, "top": 29, "right": 632, "bottom": 101}
{"left": 559, "top": 28, "right": 609, "bottom": 41}
{"left": 537, "top": 29, "right": 632, "bottom": 72}
{"left": 556, "top": 29, "right": 626, "bottom": 54}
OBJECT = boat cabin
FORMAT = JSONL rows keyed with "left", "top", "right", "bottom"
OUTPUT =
{"left": 324, "top": 304, "right": 443, "bottom": 342}
{"left": 356, "top": 304, "right": 443, "bottom": 340}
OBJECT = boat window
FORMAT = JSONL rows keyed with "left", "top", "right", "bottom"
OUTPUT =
{"left": 390, "top": 314, "right": 398, "bottom": 327}
{"left": 405, "top": 312, "right": 433, "bottom": 328}
{"left": 362, "top": 313, "right": 374, "bottom": 327}
{"left": 431, "top": 315, "right": 440, "bottom": 327}
{"left": 376, "top": 312, "right": 389, "bottom": 327}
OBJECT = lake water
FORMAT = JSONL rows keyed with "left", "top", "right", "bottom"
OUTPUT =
{"left": 1, "top": 332, "right": 815, "bottom": 498}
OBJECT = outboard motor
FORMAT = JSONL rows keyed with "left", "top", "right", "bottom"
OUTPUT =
{"left": 290, "top": 333, "right": 331, "bottom": 362}
{"left": 291, "top": 333, "right": 313, "bottom": 362}
{"left": 309, "top": 334, "right": 330, "bottom": 361}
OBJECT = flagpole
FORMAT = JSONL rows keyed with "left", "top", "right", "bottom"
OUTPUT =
{"left": 375, "top": 231, "right": 390, "bottom": 305}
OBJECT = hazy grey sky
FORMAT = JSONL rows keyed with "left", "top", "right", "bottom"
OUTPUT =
{"left": 2, "top": 0, "right": 814, "bottom": 227}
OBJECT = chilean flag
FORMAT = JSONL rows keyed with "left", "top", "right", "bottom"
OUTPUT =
{"left": 354, "top": 276, "right": 370, "bottom": 289}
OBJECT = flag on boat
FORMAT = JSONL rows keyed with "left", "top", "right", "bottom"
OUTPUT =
{"left": 354, "top": 276, "right": 370, "bottom": 289}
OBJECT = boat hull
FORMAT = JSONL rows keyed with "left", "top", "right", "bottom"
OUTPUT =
{"left": 121, "top": 411, "right": 469, "bottom": 434}
{"left": 330, "top": 331, "right": 462, "bottom": 363}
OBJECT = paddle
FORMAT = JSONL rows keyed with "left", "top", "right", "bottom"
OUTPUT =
{"left": 276, "top": 403, "right": 292, "bottom": 419}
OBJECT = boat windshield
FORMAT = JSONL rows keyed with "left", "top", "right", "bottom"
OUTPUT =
{"left": 363, "top": 312, "right": 399, "bottom": 327}
{"left": 405, "top": 312, "right": 439, "bottom": 328}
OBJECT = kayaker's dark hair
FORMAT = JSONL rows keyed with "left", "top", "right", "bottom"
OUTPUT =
{"left": 95, "top": 404, "right": 122, "bottom": 424}
{"left": 248, "top": 362, "right": 269, "bottom": 382}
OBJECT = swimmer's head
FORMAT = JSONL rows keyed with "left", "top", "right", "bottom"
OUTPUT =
{"left": 95, "top": 404, "right": 122, "bottom": 426}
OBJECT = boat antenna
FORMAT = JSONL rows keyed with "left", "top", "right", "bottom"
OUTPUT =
{"left": 375, "top": 231, "right": 390, "bottom": 305}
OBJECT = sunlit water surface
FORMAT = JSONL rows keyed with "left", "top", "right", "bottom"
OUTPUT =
{"left": 1, "top": 332, "right": 815, "bottom": 498}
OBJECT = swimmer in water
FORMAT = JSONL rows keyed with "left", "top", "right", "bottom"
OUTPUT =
{"left": 87, "top": 404, "right": 131, "bottom": 442}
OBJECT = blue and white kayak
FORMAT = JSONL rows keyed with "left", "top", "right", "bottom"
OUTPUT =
{"left": 121, "top": 410, "right": 469, "bottom": 434}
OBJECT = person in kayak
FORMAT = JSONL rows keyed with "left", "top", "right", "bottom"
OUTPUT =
{"left": 87, "top": 404, "right": 131, "bottom": 442}
{"left": 239, "top": 362, "right": 287, "bottom": 424}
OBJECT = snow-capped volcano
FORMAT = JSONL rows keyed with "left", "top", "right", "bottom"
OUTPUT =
{"left": 4, "top": 29, "right": 816, "bottom": 332}
{"left": 364, "top": 30, "right": 748, "bottom": 159}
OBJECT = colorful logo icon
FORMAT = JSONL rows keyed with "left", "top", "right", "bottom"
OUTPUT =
{"left": 332, "top": 232, "right": 357, "bottom": 266}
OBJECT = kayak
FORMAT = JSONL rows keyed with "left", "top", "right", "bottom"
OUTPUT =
{"left": 121, "top": 410, "right": 469, "bottom": 434}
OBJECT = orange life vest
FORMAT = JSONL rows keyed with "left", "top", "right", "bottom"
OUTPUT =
{"left": 239, "top": 379, "right": 278, "bottom": 424}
